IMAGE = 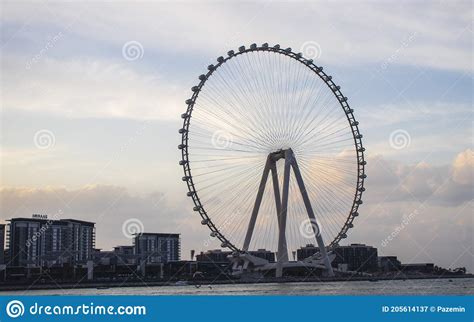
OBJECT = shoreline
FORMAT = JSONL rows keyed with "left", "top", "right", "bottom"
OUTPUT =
{"left": 0, "top": 274, "right": 472, "bottom": 292}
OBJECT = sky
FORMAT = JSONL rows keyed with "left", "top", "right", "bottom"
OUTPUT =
{"left": 0, "top": 1, "right": 473, "bottom": 271}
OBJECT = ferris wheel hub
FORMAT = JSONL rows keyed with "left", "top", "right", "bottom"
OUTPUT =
{"left": 269, "top": 148, "right": 291, "bottom": 161}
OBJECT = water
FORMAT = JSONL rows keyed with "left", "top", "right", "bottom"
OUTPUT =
{"left": 3, "top": 278, "right": 473, "bottom": 295}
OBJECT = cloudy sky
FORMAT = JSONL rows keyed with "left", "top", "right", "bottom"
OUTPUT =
{"left": 1, "top": 1, "right": 472, "bottom": 271}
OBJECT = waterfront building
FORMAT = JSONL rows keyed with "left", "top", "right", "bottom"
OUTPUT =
{"left": 196, "top": 249, "right": 275, "bottom": 263}
{"left": 6, "top": 216, "right": 95, "bottom": 267}
{"left": 134, "top": 233, "right": 180, "bottom": 264}
{"left": 332, "top": 243, "right": 378, "bottom": 272}
{"left": 378, "top": 256, "right": 402, "bottom": 272}
{"left": 113, "top": 245, "right": 136, "bottom": 265}
{"left": 250, "top": 249, "right": 275, "bottom": 262}
{"left": 0, "top": 224, "right": 4, "bottom": 265}
{"left": 196, "top": 249, "right": 231, "bottom": 262}
{"left": 296, "top": 243, "right": 378, "bottom": 272}
{"left": 296, "top": 244, "right": 319, "bottom": 260}
{"left": 401, "top": 263, "right": 434, "bottom": 273}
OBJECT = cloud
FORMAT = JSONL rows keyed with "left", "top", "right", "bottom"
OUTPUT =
{"left": 365, "top": 149, "right": 473, "bottom": 206}
{"left": 2, "top": 1, "right": 472, "bottom": 72}
{"left": 0, "top": 184, "right": 209, "bottom": 251}
{"left": 452, "top": 148, "right": 473, "bottom": 185}
{"left": 2, "top": 56, "right": 185, "bottom": 121}
{"left": 361, "top": 102, "right": 472, "bottom": 128}
{"left": 1, "top": 150, "right": 472, "bottom": 270}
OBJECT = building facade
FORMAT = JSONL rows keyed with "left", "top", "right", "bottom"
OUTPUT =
{"left": 134, "top": 233, "right": 180, "bottom": 264}
{"left": 7, "top": 217, "right": 95, "bottom": 267}
{"left": 401, "top": 263, "right": 435, "bottom": 273}
{"left": 113, "top": 246, "right": 136, "bottom": 265}
{"left": 0, "top": 224, "right": 4, "bottom": 265}
{"left": 297, "top": 244, "right": 319, "bottom": 261}
{"left": 378, "top": 256, "right": 402, "bottom": 272}
{"left": 196, "top": 249, "right": 231, "bottom": 262}
{"left": 196, "top": 249, "right": 275, "bottom": 263}
{"left": 296, "top": 243, "right": 378, "bottom": 272}
{"left": 332, "top": 243, "right": 378, "bottom": 272}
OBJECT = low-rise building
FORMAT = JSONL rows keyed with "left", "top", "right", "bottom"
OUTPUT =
{"left": 134, "top": 233, "right": 180, "bottom": 264}
{"left": 297, "top": 243, "right": 378, "bottom": 272}
{"left": 332, "top": 243, "right": 378, "bottom": 272}
{"left": 0, "top": 224, "right": 5, "bottom": 265}
{"left": 401, "top": 263, "right": 434, "bottom": 274}
{"left": 378, "top": 256, "right": 401, "bottom": 272}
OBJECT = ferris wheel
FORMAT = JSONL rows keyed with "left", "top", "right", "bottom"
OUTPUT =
{"left": 179, "top": 43, "right": 365, "bottom": 277}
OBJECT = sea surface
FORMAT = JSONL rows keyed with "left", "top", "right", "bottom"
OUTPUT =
{"left": 2, "top": 278, "right": 473, "bottom": 296}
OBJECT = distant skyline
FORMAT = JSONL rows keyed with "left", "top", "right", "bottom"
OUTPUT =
{"left": 0, "top": 1, "right": 472, "bottom": 271}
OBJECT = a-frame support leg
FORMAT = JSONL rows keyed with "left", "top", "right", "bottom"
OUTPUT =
{"left": 243, "top": 156, "right": 272, "bottom": 251}
{"left": 291, "top": 156, "right": 335, "bottom": 277}
{"left": 242, "top": 149, "right": 334, "bottom": 278}
{"left": 275, "top": 150, "right": 291, "bottom": 277}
